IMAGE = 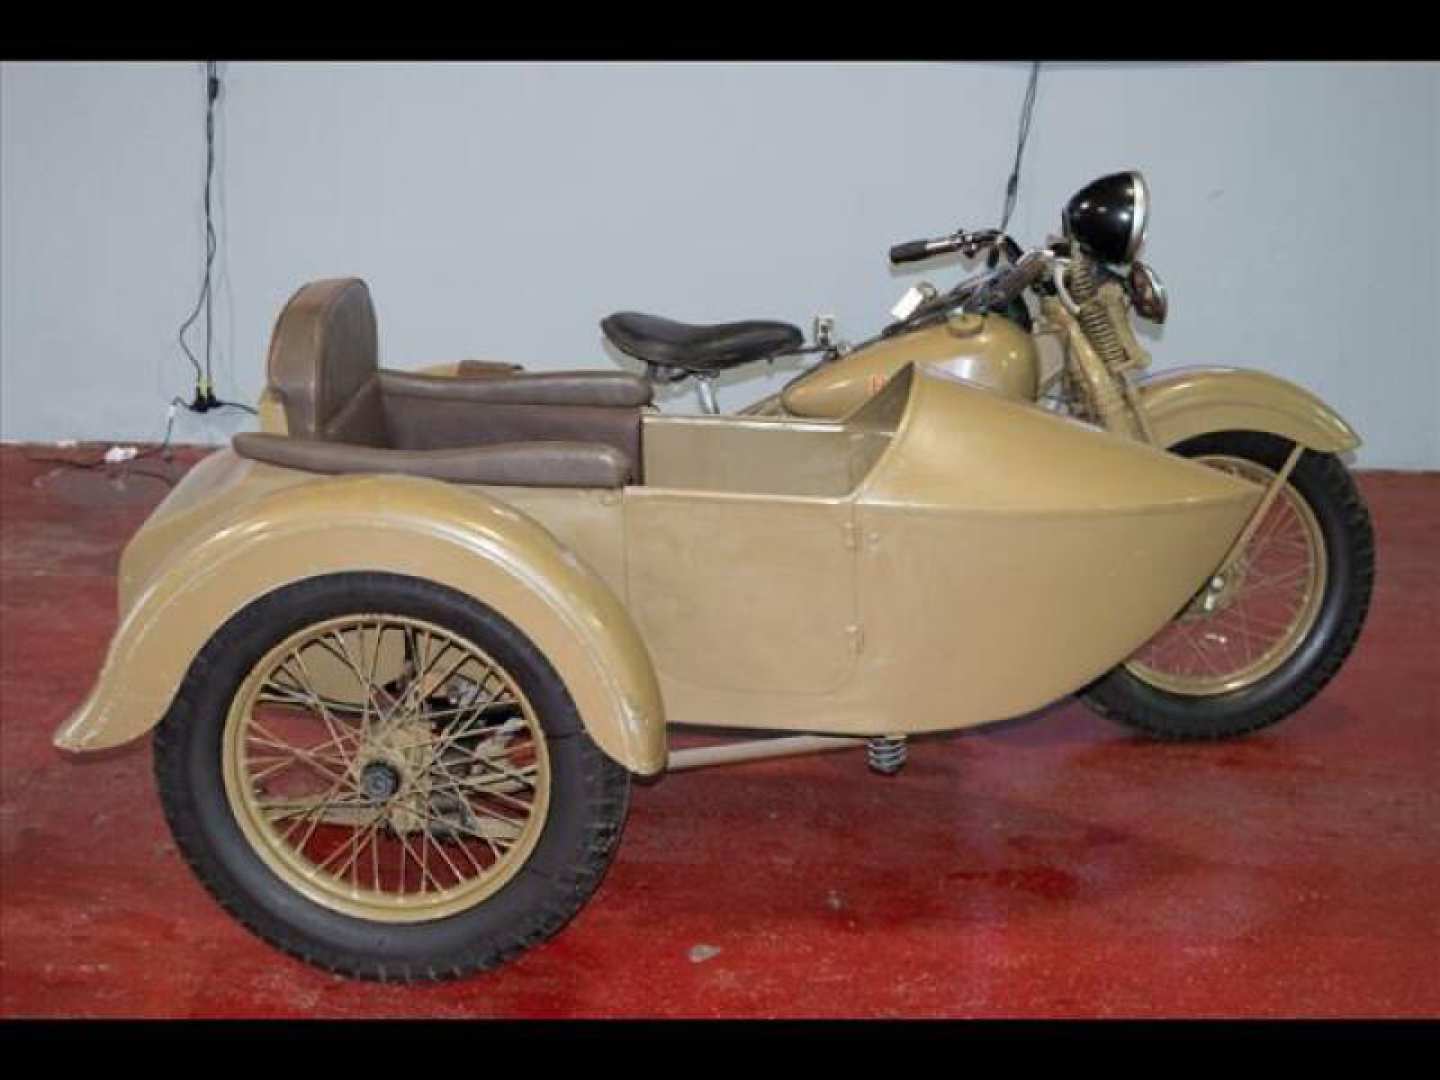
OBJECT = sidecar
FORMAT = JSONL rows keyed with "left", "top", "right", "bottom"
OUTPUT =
{"left": 58, "top": 275, "right": 1264, "bottom": 766}
{"left": 53, "top": 278, "right": 1262, "bottom": 980}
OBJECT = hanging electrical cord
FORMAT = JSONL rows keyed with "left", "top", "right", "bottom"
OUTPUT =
{"left": 992, "top": 61, "right": 1041, "bottom": 264}
{"left": 175, "top": 61, "right": 254, "bottom": 417}
{"left": 176, "top": 62, "right": 218, "bottom": 400}
{"left": 31, "top": 63, "right": 252, "bottom": 487}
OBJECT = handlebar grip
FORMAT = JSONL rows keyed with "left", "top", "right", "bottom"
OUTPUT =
{"left": 889, "top": 239, "right": 936, "bottom": 265}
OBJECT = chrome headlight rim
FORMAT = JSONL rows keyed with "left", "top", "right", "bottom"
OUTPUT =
{"left": 1126, "top": 170, "right": 1150, "bottom": 263}
{"left": 1062, "top": 169, "right": 1152, "bottom": 267}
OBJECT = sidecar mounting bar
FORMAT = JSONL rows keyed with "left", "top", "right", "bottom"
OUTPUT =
{"left": 667, "top": 735, "right": 865, "bottom": 772}
{"left": 1213, "top": 440, "right": 1304, "bottom": 579}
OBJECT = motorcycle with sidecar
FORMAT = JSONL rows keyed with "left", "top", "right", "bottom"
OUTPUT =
{"left": 55, "top": 172, "right": 1373, "bottom": 981}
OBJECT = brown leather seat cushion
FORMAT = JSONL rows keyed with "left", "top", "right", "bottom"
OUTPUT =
{"left": 234, "top": 433, "right": 633, "bottom": 488}
{"left": 383, "top": 392, "right": 642, "bottom": 463}
{"left": 391, "top": 369, "right": 653, "bottom": 408}
{"left": 236, "top": 277, "right": 650, "bottom": 489}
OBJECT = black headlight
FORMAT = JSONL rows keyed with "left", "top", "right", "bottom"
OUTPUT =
{"left": 1063, "top": 170, "right": 1149, "bottom": 265}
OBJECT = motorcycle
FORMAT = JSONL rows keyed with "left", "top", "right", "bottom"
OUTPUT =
{"left": 54, "top": 171, "right": 1373, "bottom": 982}
{"left": 599, "top": 170, "right": 1376, "bottom": 741}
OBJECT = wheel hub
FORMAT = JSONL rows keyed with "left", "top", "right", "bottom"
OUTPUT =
{"left": 224, "top": 613, "right": 551, "bottom": 923}
{"left": 359, "top": 761, "right": 401, "bottom": 803}
{"left": 1187, "top": 559, "right": 1249, "bottom": 618}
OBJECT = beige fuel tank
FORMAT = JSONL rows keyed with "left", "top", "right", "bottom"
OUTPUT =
{"left": 782, "top": 313, "right": 1039, "bottom": 418}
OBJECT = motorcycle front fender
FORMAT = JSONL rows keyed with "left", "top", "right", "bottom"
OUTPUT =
{"left": 1135, "top": 366, "right": 1360, "bottom": 453}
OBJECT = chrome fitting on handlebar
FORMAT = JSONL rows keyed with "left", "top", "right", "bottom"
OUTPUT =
{"left": 1051, "top": 256, "right": 1081, "bottom": 315}
{"left": 961, "top": 249, "right": 1053, "bottom": 315}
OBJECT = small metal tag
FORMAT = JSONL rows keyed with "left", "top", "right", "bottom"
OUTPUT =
{"left": 890, "top": 286, "right": 925, "bottom": 321}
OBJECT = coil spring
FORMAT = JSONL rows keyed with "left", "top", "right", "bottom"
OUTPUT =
{"left": 1068, "top": 259, "right": 1128, "bottom": 370}
{"left": 866, "top": 735, "right": 907, "bottom": 776}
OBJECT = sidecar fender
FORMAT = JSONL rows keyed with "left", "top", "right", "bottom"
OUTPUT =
{"left": 54, "top": 468, "right": 667, "bottom": 775}
{"left": 1135, "top": 366, "right": 1360, "bottom": 452}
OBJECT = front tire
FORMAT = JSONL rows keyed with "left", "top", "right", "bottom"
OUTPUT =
{"left": 153, "top": 572, "right": 631, "bottom": 982}
{"left": 1082, "top": 431, "right": 1374, "bottom": 740}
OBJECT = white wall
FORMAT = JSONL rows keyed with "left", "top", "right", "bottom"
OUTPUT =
{"left": 3, "top": 61, "right": 1436, "bottom": 467}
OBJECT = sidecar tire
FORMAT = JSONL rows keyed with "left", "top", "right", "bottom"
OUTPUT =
{"left": 1082, "top": 432, "right": 1374, "bottom": 741}
{"left": 152, "top": 572, "right": 631, "bottom": 983}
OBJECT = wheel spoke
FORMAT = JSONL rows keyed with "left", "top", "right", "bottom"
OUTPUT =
{"left": 289, "top": 783, "right": 363, "bottom": 854}
{"left": 246, "top": 722, "right": 355, "bottom": 790}
{"left": 393, "top": 794, "right": 478, "bottom": 879}
{"left": 310, "top": 809, "right": 384, "bottom": 877}
{"left": 401, "top": 793, "right": 514, "bottom": 864}
{"left": 1126, "top": 453, "right": 1326, "bottom": 696}
{"left": 427, "top": 773, "right": 535, "bottom": 818}
{"left": 225, "top": 612, "right": 550, "bottom": 922}
{"left": 391, "top": 822, "right": 445, "bottom": 894}
{"left": 314, "top": 629, "right": 387, "bottom": 731}
{"left": 290, "top": 649, "right": 363, "bottom": 760}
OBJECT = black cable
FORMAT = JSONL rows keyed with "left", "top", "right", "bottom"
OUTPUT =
{"left": 134, "top": 401, "right": 185, "bottom": 459}
{"left": 33, "top": 64, "right": 242, "bottom": 485}
{"left": 20, "top": 449, "right": 108, "bottom": 470}
{"left": 22, "top": 397, "right": 187, "bottom": 472}
{"left": 176, "top": 61, "right": 220, "bottom": 403}
{"left": 19, "top": 447, "right": 178, "bottom": 488}
{"left": 996, "top": 61, "right": 1041, "bottom": 245}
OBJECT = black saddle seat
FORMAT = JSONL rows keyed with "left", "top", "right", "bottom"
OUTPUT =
{"left": 602, "top": 312, "right": 803, "bottom": 375}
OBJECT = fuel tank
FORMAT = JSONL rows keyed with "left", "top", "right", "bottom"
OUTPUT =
{"left": 781, "top": 312, "right": 1039, "bottom": 418}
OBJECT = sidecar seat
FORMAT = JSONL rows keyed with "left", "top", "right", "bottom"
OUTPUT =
{"left": 233, "top": 278, "right": 652, "bottom": 487}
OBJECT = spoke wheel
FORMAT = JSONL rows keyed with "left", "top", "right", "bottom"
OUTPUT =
{"left": 1124, "top": 455, "right": 1327, "bottom": 696}
{"left": 223, "top": 615, "right": 550, "bottom": 923}
{"left": 154, "top": 573, "right": 631, "bottom": 982}
{"left": 1081, "top": 431, "right": 1374, "bottom": 741}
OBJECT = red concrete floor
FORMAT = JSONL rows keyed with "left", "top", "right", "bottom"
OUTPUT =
{"left": 0, "top": 444, "right": 1435, "bottom": 1019}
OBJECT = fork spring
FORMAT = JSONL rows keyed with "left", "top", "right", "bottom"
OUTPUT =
{"left": 1068, "top": 259, "right": 1127, "bottom": 370}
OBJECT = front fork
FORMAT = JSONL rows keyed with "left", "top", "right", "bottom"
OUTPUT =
{"left": 1040, "top": 293, "right": 1154, "bottom": 443}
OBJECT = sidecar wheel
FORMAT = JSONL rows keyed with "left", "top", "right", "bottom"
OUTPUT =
{"left": 1082, "top": 431, "right": 1374, "bottom": 740}
{"left": 153, "top": 572, "right": 630, "bottom": 982}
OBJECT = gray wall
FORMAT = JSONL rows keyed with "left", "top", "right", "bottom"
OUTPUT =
{"left": 3, "top": 61, "right": 1437, "bottom": 467}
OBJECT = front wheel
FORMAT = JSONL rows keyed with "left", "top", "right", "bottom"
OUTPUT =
{"left": 153, "top": 572, "right": 631, "bottom": 982}
{"left": 1082, "top": 431, "right": 1374, "bottom": 740}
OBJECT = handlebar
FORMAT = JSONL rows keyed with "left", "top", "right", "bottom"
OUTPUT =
{"left": 889, "top": 236, "right": 964, "bottom": 265}
{"left": 882, "top": 229, "right": 1067, "bottom": 336}
{"left": 968, "top": 251, "right": 1051, "bottom": 311}
{"left": 888, "top": 228, "right": 1025, "bottom": 267}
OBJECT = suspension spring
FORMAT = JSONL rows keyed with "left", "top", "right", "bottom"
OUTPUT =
{"left": 1067, "top": 259, "right": 1128, "bottom": 370}
{"left": 866, "top": 735, "right": 907, "bottom": 776}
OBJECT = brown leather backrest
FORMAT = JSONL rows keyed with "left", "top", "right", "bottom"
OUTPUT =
{"left": 267, "top": 278, "right": 381, "bottom": 441}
